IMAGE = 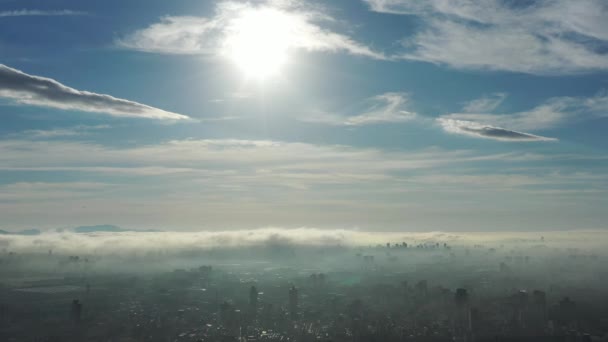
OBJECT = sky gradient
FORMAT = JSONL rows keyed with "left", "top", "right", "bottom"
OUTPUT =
{"left": 1, "top": 0, "right": 608, "bottom": 231}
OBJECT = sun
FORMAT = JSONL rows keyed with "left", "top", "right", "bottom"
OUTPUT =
{"left": 223, "top": 8, "right": 293, "bottom": 80}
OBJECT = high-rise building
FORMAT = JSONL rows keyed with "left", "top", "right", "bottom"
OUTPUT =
{"left": 455, "top": 288, "right": 469, "bottom": 307}
{"left": 415, "top": 280, "right": 428, "bottom": 298}
{"left": 249, "top": 285, "right": 258, "bottom": 316}
{"left": 70, "top": 299, "right": 82, "bottom": 325}
{"left": 454, "top": 288, "right": 472, "bottom": 339}
{"left": 530, "top": 290, "right": 548, "bottom": 332}
{"left": 219, "top": 301, "right": 240, "bottom": 337}
{"left": 220, "top": 301, "right": 231, "bottom": 326}
{"left": 557, "top": 297, "right": 576, "bottom": 327}
{"left": 288, "top": 286, "right": 298, "bottom": 320}
{"left": 513, "top": 290, "right": 529, "bottom": 330}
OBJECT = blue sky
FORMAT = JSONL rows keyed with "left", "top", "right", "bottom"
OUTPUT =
{"left": 1, "top": 0, "right": 607, "bottom": 231}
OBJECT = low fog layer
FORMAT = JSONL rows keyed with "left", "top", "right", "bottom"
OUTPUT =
{"left": 1, "top": 228, "right": 607, "bottom": 255}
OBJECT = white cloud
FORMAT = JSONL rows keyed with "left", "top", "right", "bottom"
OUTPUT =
{"left": 365, "top": 0, "right": 608, "bottom": 74}
{"left": 0, "top": 182, "right": 113, "bottom": 202}
{"left": 437, "top": 118, "right": 557, "bottom": 142}
{"left": 463, "top": 93, "right": 507, "bottom": 113}
{"left": 402, "top": 20, "right": 608, "bottom": 74}
{"left": 119, "top": 16, "right": 217, "bottom": 55}
{"left": 0, "top": 138, "right": 549, "bottom": 200}
{"left": 303, "top": 90, "right": 604, "bottom": 140}
{"left": 14, "top": 125, "right": 110, "bottom": 139}
{"left": 303, "top": 92, "right": 417, "bottom": 126}
{"left": 0, "top": 9, "right": 86, "bottom": 17}
{"left": 444, "top": 103, "right": 568, "bottom": 132}
{"left": 584, "top": 90, "right": 608, "bottom": 114}
{"left": 1, "top": 138, "right": 606, "bottom": 230}
{"left": 1, "top": 137, "right": 589, "bottom": 208}
{"left": 364, "top": 0, "right": 531, "bottom": 22}
{"left": 442, "top": 91, "right": 608, "bottom": 136}
{"left": 1, "top": 229, "right": 608, "bottom": 256}
{"left": 0, "top": 139, "right": 461, "bottom": 179}
{"left": 0, "top": 64, "right": 188, "bottom": 120}
{"left": 345, "top": 93, "right": 417, "bottom": 125}
{"left": 0, "top": 138, "right": 473, "bottom": 229}
{"left": 118, "top": 0, "right": 385, "bottom": 60}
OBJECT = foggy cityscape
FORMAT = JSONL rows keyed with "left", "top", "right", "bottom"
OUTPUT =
{"left": 2, "top": 0, "right": 608, "bottom": 341}
{"left": 1, "top": 228, "right": 608, "bottom": 341}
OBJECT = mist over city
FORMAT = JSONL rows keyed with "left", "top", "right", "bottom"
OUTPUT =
{"left": 2, "top": 0, "right": 608, "bottom": 341}
{"left": 2, "top": 227, "right": 608, "bottom": 341}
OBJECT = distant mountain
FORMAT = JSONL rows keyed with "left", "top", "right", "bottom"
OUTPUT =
{"left": 18, "top": 229, "right": 41, "bottom": 235}
{"left": 0, "top": 225, "right": 160, "bottom": 234}
{"left": 73, "top": 225, "right": 127, "bottom": 233}
{"left": 73, "top": 225, "right": 160, "bottom": 233}
{"left": 0, "top": 229, "right": 42, "bottom": 235}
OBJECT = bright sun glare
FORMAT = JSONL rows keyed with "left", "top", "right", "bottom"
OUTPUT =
{"left": 224, "top": 8, "right": 293, "bottom": 80}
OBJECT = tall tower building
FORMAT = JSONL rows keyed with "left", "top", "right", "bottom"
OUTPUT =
{"left": 70, "top": 299, "right": 82, "bottom": 325}
{"left": 249, "top": 285, "right": 258, "bottom": 316}
{"left": 454, "top": 288, "right": 472, "bottom": 340}
{"left": 288, "top": 285, "right": 298, "bottom": 320}
{"left": 531, "top": 290, "right": 548, "bottom": 332}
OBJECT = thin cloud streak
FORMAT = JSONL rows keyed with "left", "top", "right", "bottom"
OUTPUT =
{"left": 1, "top": 138, "right": 606, "bottom": 230}
{"left": 463, "top": 93, "right": 507, "bottom": 113}
{"left": 13, "top": 125, "right": 111, "bottom": 139}
{"left": 0, "top": 9, "right": 87, "bottom": 17}
{"left": 0, "top": 64, "right": 188, "bottom": 120}
{"left": 302, "top": 92, "right": 416, "bottom": 126}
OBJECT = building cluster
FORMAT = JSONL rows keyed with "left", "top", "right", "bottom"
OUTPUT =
{"left": 0, "top": 240, "right": 607, "bottom": 341}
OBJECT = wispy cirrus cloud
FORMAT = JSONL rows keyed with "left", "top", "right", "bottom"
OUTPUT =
{"left": 13, "top": 125, "right": 110, "bottom": 139}
{"left": 0, "top": 138, "right": 585, "bottom": 198}
{"left": 0, "top": 64, "right": 188, "bottom": 120}
{"left": 0, "top": 138, "right": 457, "bottom": 179}
{"left": 0, "top": 9, "right": 86, "bottom": 17}
{"left": 1, "top": 138, "right": 606, "bottom": 230}
{"left": 303, "top": 92, "right": 417, "bottom": 126}
{"left": 305, "top": 90, "right": 606, "bottom": 141}
{"left": 447, "top": 91, "right": 608, "bottom": 129}
{"left": 364, "top": 0, "right": 608, "bottom": 74}
{"left": 462, "top": 93, "right": 507, "bottom": 113}
{"left": 345, "top": 92, "right": 417, "bottom": 125}
{"left": 443, "top": 100, "right": 569, "bottom": 133}
{"left": 118, "top": 0, "right": 385, "bottom": 60}
{"left": 437, "top": 91, "right": 608, "bottom": 141}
